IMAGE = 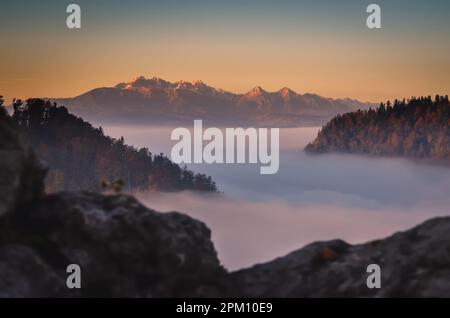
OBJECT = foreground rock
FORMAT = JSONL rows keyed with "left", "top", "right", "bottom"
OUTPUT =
{"left": 227, "top": 217, "right": 450, "bottom": 297}
{"left": 0, "top": 192, "right": 224, "bottom": 297}
{"left": 3, "top": 189, "right": 450, "bottom": 297}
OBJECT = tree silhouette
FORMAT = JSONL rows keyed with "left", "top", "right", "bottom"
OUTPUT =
{"left": 306, "top": 96, "right": 450, "bottom": 161}
{"left": 0, "top": 96, "right": 5, "bottom": 117}
{"left": 12, "top": 98, "right": 218, "bottom": 192}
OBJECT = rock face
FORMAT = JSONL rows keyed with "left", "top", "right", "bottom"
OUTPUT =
{"left": 0, "top": 192, "right": 224, "bottom": 297}
{"left": 227, "top": 217, "right": 450, "bottom": 297}
{"left": 1, "top": 110, "right": 450, "bottom": 297}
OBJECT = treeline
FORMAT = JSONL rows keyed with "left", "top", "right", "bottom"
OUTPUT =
{"left": 6, "top": 98, "right": 217, "bottom": 192}
{"left": 305, "top": 95, "right": 450, "bottom": 161}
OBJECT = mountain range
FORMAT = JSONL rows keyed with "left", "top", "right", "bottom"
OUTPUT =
{"left": 53, "top": 76, "right": 376, "bottom": 127}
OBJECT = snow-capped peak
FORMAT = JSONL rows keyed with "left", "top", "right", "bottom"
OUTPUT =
{"left": 246, "top": 86, "right": 267, "bottom": 97}
{"left": 279, "top": 87, "right": 296, "bottom": 97}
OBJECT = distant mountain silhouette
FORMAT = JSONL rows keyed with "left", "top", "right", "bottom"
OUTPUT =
{"left": 53, "top": 76, "right": 375, "bottom": 126}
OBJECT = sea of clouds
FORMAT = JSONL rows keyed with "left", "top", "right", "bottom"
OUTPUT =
{"left": 103, "top": 125, "right": 450, "bottom": 270}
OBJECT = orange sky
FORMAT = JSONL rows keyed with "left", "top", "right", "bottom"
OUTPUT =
{"left": 1, "top": 0, "right": 449, "bottom": 104}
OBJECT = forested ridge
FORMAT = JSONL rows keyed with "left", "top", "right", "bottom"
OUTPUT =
{"left": 2, "top": 97, "right": 217, "bottom": 192}
{"left": 305, "top": 95, "right": 450, "bottom": 161}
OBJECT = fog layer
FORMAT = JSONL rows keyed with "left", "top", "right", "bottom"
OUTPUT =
{"left": 103, "top": 125, "right": 450, "bottom": 270}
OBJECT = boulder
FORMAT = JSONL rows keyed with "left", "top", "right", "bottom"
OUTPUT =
{"left": 0, "top": 192, "right": 225, "bottom": 297}
{"left": 227, "top": 217, "right": 450, "bottom": 297}
{"left": 0, "top": 244, "right": 67, "bottom": 298}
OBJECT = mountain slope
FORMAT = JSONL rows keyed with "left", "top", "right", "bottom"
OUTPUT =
{"left": 54, "top": 76, "right": 374, "bottom": 127}
{"left": 11, "top": 98, "right": 217, "bottom": 192}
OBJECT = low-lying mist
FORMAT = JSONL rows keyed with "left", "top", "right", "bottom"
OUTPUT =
{"left": 103, "top": 125, "right": 450, "bottom": 270}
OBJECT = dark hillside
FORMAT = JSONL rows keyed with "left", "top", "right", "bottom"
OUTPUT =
{"left": 306, "top": 96, "right": 450, "bottom": 161}
{"left": 11, "top": 98, "right": 217, "bottom": 192}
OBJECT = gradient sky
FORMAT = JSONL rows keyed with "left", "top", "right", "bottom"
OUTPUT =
{"left": 1, "top": 0, "right": 449, "bottom": 103}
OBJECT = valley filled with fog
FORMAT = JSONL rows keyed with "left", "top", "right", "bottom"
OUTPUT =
{"left": 101, "top": 125, "right": 450, "bottom": 270}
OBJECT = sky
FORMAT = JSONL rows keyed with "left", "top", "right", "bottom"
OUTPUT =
{"left": 0, "top": 0, "right": 449, "bottom": 103}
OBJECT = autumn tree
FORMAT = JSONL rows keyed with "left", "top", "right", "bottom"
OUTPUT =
{"left": 306, "top": 96, "right": 450, "bottom": 161}
{"left": 12, "top": 98, "right": 218, "bottom": 192}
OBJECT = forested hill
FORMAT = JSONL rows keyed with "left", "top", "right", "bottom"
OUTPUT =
{"left": 305, "top": 96, "right": 450, "bottom": 161}
{"left": 9, "top": 98, "right": 217, "bottom": 192}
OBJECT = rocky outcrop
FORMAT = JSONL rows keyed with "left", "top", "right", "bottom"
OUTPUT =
{"left": 5, "top": 188, "right": 450, "bottom": 298}
{"left": 0, "top": 192, "right": 224, "bottom": 297}
{"left": 227, "top": 217, "right": 450, "bottom": 297}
